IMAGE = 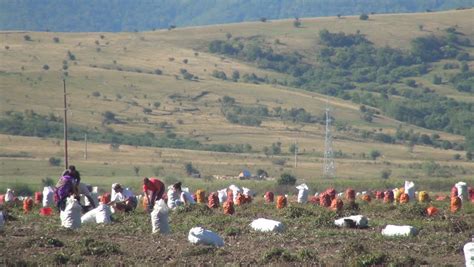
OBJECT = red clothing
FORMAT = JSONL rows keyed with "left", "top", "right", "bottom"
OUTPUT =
{"left": 143, "top": 178, "right": 164, "bottom": 193}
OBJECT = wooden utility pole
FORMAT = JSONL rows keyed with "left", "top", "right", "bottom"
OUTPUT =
{"left": 63, "top": 79, "right": 68, "bottom": 168}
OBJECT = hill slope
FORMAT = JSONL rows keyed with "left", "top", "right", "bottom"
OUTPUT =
{"left": 0, "top": 0, "right": 473, "bottom": 31}
{"left": 0, "top": 10, "right": 473, "bottom": 187}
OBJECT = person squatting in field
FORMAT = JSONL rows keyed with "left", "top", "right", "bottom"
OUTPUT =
{"left": 167, "top": 182, "right": 195, "bottom": 209}
{"left": 54, "top": 165, "right": 95, "bottom": 211}
{"left": 143, "top": 177, "right": 165, "bottom": 211}
{"left": 109, "top": 183, "right": 137, "bottom": 212}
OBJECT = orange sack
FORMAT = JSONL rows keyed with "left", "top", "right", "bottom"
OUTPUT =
{"left": 227, "top": 191, "right": 234, "bottom": 204}
{"left": 361, "top": 194, "right": 371, "bottom": 203}
{"left": 23, "top": 197, "right": 33, "bottom": 213}
{"left": 320, "top": 193, "right": 331, "bottom": 207}
{"left": 330, "top": 198, "right": 343, "bottom": 211}
{"left": 451, "top": 186, "right": 458, "bottom": 198}
{"left": 264, "top": 192, "right": 274, "bottom": 203}
{"left": 142, "top": 195, "right": 149, "bottom": 210}
{"left": 223, "top": 200, "right": 235, "bottom": 215}
{"left": 469, "top": 187, "right": 474, "bottom": 203}
{"left": 34, "top": 192, "right": 42, "bottom": 205}
{"left": 345, "top": 188, "right": 356, "bottom": 202}
{"left": 384, "top": 190, "right": 394, "bottom": 204}
{"left": 235, "top": 192, "right": 245, "bottom": 206}
{"left": 276, "top": 195, "right": 287, "bottom": 209}
{"left": 243, "top": 194, "right": 252, "bottom": 204}
{"left": 207, "top": 192, "right": 219, "bottom": 209}
{"left": 309, "top": 196, "right": 320, "bottom": 205}
{"left": 326, "top": 188, "right": 336, "bottom": 200}
{"left": 399, "top": 193, "right": 409, "bottom": 204}
{"left": 426, "top": 206, "right": 438, "bottom": 216}
{"left": 450, "top": 196, "right": 462, "bottom": 213}
{"left": 196, "top": 189, "right": 206, "bottom": 204}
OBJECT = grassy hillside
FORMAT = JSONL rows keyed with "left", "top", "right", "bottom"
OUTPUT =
{"left": 0, "top": 10, "right": 474, "bottom": 190}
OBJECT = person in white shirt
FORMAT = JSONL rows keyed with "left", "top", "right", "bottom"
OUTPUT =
{"left": 173, "top": 182, "right": 195, "bottom": 205}
{"left": 109, "top": 183, "right": 137, "bottom": 212}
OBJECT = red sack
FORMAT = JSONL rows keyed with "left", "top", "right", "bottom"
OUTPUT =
{"left": 0, "top": 194, "right": 4, "bottom": 204}
{"left": 345, "top": 188, "right": 355, "bottom": 202}
{"left": 399, "top": 193, "right": 409, "bottom": 204}
{"left": 39, "top": 207, "right": 53, "bottom": 216}
{"left": 319, "top": 193, "right": 331, "bottom": 207}
{"left": 243, "top": 195, "right": 252, "bottom": 204}
{"left": 330, "top": 198, "right": 343, "bottom": 211}
{"left": 375, "top": 191, "right": 384, "bottom": 200}
{"left": 276, "top": 195, "right": 287, "bottom": 209}
{"left": 264, "top": 192, "right": 274, "bottom": 203}
{"left": 223, "top": 200, "right": 234, "bottom": 215}
{"left": 436, "top": 195, "right": 448, "bottom": 201}
{"left": 23, "top": 197, "right": 34, "bottom": 213}
{"left": 227, "top": 191, "right": 234, "bottom": 204}
{"left": 383, "top": 190, "right": 394, "bottom": 204}
{"left": 100, "top": 193, "right": 111, "bottom": 204}
{"left": 468, "top": 187, "right": 474, "bottom": 203}
{"left": 426, "top": 206, "right": 438, "bottom": 216}
{"left": 309, "top": 196, "right": 320, "bottom": 205}
{"left": 450, "top": 196, "right": 462, "bottom": 213}
{"left": 207, "top": 192, "right": 219, "bottom": 209}
{"left": 34, "top": 192, "right": 42, "bottom": 205}
{"left": 326, "top": 188, "right": 336, "bottom": 201}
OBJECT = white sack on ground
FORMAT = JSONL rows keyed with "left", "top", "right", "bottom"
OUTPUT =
{"left": 455, "top": 182, "right": 468, "bottom": 202}
{"left": 381, "top": 225, "right": 417, "bottom": 237}
{"left": 42, "top": 186, "right": 54, "bottom": 207}
{"left": 81, "top": 203, "right": 112, "bottom": 224}
{"left": 151, "top": 200, "right": 170, "bottom": 234}
{"left": 217, "top": 189, "right": 227, "bottom": 204}
{"left": 167, "top": 186, "right": 180, "bottom": 209}
{"left": 334, "top": 215, "right": 368, "bottom": 228}
{"left": 250, "top": 218, "right": 284, "bottom": 232}
{"left": 5, "top": 189, "right": 13, "bottom": 202}
{"left": 464, "top": 240, "right": 474, "bottom": 267}
{"left": 296, "top": 184, "right": 309, "bottom": 204}
{"left": 60, "top": 196, "right": 82, "bottom": 229}
{"left": 404, "top": 181, "right": 415, "bottom": 201}
{"left": 242, "top": 187, "right": 255, "bottom": 197}
{"left": 188, "top": 227, "right": 224, "bottom": 247}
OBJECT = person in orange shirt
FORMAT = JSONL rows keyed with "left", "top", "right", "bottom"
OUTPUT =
{"left": 143, "top": 177, "right": 165, "bottom": 211}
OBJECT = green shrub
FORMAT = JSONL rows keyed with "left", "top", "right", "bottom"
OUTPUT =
{"left": 277, "top": 173, "right": 296, "bottom": 185}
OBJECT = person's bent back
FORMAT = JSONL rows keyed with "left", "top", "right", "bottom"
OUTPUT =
{"left": 143, "top": 177, "right": 165, "bottom": 211}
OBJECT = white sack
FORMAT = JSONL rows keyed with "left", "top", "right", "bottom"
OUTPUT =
{"left": 250, "top": 218, "right": 284, "bottom": 232}
{"left": 42, "top": 186, "right": 54, "bottom": 207}
{"left": 167, "top": 187, "right": 180, "bottom": 209}
{"left": 188, "top": 227, "right": 224, "bottom": 247}
{"left": 151, "top": 200, "right": 170, "bottom": 234}
{"left": 334, "top": 215, "right": 368, "bottom": 228}
{"left": 404, "top": 181, "right": 415, "bottom": 201}
{"left": 81, "top": 203, "right": 111, "bottom": 224}
{"left": 464, "top": 240, "right": 474, "bottom": 267}
{"left": 242, "top": 187, "right": 255, "bottom": 197}
{"left": 60, "top": 196, "right": 82, "bottom": 229}
{"left": 296, "top": 183, "right": 309, "bottom": 204}
{"left": 381, "top": 225, "right": 417, "bottom": 237}
{"left": 5, "top": 189, "right": 13, "bottom": 202}
{"left": 455, "top": 182, "right": 468, "bottom": 202}
{"left": 217, "top": 189, "right": 227, "bottom": 204}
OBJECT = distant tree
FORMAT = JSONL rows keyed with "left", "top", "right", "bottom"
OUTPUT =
{"left": 370, "top": 149, "right": 381, "bottom": 160}
{"left": 24, "top": 35, "right": 31, "bottom": 41}
{"left": 271, "top": 142, "right": 282, "bottom": 155}
{"left": 168, "top": 25, "right": 176, "bottom": 30}
{"left": 432, "top": 75, "right": 442, "bottom": 85}
{"left": 154, "top": 69, "right": 162, "bottom": 75}
{"left": 232, "top": 70, "right": 240, "bottom": 82}
{"left": 133, "top": 166, "right": 140, "bottom": 176}
{"left": 453, "top": 154, "right": 461, "bottom": 160}
{"left": 277, "top": 173, "right": 296, "bottom": 185}
{"left": 467, "top": 151, "right": 473, "bottom": 161}
{"left": 405, "top": 79, "right": 416, "bottom": 87}
{"left": 461, "top": 62, "right": 469, "bottom": 72}
{"left": 102, "top": 111, "right": 117, "bottom": 124}
{"left": 337, "top": 14, "right": 342, "bottom": 18}
{"left": 289, "top": 143, "right": 297, "bottom": 154}
{"left": 225, "top": 32, "right": 232, "bottom": 40}
{"left": 4, "top": 45, "right": 9, "bottom": 50}
{"left": 359, "top": 14, "right": 369, "bottom": 20}
{"left": 67, "top": 50, "right": 76, "bottom": 60}
{"left": 257, "top": 169, "right": 268, "bottom": 178}
{"left": 456, "top": 52, "right": 469, "bottom": 61}
{"left": 143, "top": 107, "right": 152, "bottom": 114}
{"left": 92, "top": 91, "right": 101, "bottom": 97}
{"left": 53, "top": 37, "right": 60, "bottom": 43}
{"left": 418, "top": 24, "right": 424, "bottom": 31}
{"left": 260, "top": 17, "right": 267, "bottom": 23}
{"left": 183, "top": 59, "right": 188, "bottom": 64}
{"left": 48, "top": 157, "right": 61, "bottom": 166}
{"left": 380, "top": 169, "right": 391, "bottom": 179}
{"left": 42, "top": 64, "right": 49, "bottom": 70}
{"left": 153, "top": 101, "right": 161, "bottom": 108}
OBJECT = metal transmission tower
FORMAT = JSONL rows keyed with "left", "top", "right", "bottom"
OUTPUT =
{"left": 323, "top": 98, "right": 336, "bottom": 178}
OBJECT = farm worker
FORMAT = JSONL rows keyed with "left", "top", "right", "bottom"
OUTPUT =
{"left": 174, "top": 182, "right": 195, "bottom": 205}
{"left": 109, "top": 183, "right": 137, "bottom": 212}
{"left": 54, "top": 171, "right": 76, "bottom": 211}
{"left": 62, "top": 165, "right": 96, "bottom": 209}
{"left": 143, "top": 177, "right": 165, "bottom": 211}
